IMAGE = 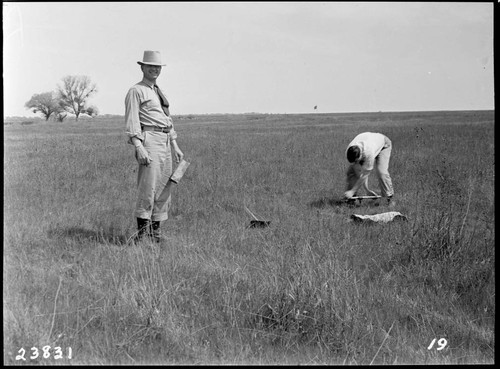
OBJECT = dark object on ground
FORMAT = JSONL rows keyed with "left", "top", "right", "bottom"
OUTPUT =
{"left": 346, "top": 195, "right": 381, "bottom": 205}
{"left": 249, "top": 220, "right": 271, "bottom": 228}
{"left": 245, "top": 206, "right": 271, "bottom": 228}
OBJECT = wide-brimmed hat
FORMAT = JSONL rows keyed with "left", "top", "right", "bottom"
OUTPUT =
{"left": 137, "top": 50, "right": 166, "bottom": 66}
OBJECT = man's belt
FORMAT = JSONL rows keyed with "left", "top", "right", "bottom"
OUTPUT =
{"left": 142, "top": 125, "right": 171, "bottom": 133}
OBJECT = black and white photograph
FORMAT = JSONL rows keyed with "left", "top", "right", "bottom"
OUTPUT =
{"left": 3, "top": 1, "right": 494, "bottom": 365}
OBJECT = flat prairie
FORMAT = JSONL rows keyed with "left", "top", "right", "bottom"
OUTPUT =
{"left": 3, "top": 110, "right": 494, "bottom": 364}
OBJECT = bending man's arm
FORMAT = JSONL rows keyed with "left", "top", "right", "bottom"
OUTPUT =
{"left": 344, "top": 169, "right": 371, "bottom": 199}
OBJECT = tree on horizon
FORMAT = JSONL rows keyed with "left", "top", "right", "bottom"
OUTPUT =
{"left": 57, "top": 75, "right": 98, "bottom": 121}
{"left": 24, "top": 92, "right": 63, "bottom": 121}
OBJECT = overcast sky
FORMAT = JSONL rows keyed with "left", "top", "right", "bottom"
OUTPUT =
{"left": 3, "top": 2, "right": 494, "bottom": 117}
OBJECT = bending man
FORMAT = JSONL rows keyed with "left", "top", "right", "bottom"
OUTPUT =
{"left": 343, "top": 132, "right": 394, "bottom": 205}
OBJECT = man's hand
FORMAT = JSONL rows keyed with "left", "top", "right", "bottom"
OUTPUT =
{"left": 174, "top": 148, "right": 184, "bottom": 163}
{"left": 171, "top": 140, "right": 184, "bottom": 163}
{"left": 343, "top": 190, "right": 355, "bottom": 200}
{"left": 135, "top": 145, "right": 152, "bottom": 166}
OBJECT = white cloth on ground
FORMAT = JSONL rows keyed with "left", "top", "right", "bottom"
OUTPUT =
{"left": 350, "top": 211, "right": 407, "bottom": 223}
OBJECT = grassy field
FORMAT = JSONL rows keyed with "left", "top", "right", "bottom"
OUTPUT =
{"left": 3, "top": 110, "right": 494, "bottom": 364}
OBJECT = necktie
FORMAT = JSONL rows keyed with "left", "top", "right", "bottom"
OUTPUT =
{"left": 154, "top": 85, "right": 170, "bottom": 117}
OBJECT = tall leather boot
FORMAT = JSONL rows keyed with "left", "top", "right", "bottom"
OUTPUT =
{"left": 151, "top": 221, "right": 162, "bottom": 243}
{"left": 136, "top": 218, "right": 151, "bottom": 242}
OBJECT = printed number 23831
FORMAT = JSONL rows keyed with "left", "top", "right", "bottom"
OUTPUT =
{"left": 15, "top": 346, "right": 72, "bottom": 361}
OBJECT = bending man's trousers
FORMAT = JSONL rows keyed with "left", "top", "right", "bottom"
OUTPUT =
{"left": 135, "top": 131, "right": 172, "bottom": 222}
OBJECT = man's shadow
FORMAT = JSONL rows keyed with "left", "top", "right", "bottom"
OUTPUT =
{"left": 309, "top": 196, "right": 347, "bottom": 209}
{"left": 48, "top": 226, "right": 128, "bottom": 245}
{"left": 309, "top": 195, "right": 381, "bottom": 209}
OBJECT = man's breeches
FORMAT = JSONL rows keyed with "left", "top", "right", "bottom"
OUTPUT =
{"left": 376, "top": 137, "right": 394, "bottom": 197}
{"left": 135, "top": 131, "right": 172, "bottom": 221}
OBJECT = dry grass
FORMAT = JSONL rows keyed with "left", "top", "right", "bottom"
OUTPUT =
{"left": 3, "top": 111, "right": 494, "bottom": 364}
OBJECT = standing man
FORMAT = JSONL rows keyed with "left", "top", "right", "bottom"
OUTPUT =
{"left": 343, "top": 132, "right": 394, "bottom": 205}
{"left": 125, "top": 50, "right": 184, "bottom": 243}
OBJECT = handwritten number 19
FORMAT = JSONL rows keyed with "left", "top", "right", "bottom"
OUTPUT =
{"left": 428, "top": 338, "right": 448, "bottom": 350}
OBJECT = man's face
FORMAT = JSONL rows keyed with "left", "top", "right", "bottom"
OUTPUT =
{"left": 142, "top": 64, "right": 162, "bottom": 81}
